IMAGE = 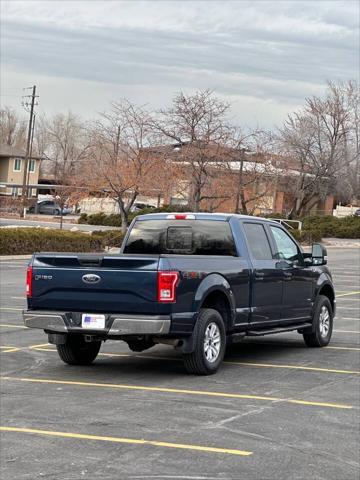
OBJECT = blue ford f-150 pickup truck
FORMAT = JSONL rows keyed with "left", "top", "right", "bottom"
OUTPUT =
{"left": 23, "top": 213, "right": 335, "bottom": 375}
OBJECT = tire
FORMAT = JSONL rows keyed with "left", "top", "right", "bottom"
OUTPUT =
{"left": 183, "top": 308, "right": 226, "bottom": 375}
{"left": 54, "top": 209, "right": 60, "bottom": 216}
{"left": 303, "top": 295, "right": 333, "bottom": 347}
{"left": 56, "top": 335, "right": 101, "bottom": 365}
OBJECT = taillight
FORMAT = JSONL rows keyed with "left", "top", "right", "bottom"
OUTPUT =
{"left": 26, "top": 266, "right": 33, "bottom": 298}
{"left": 157, "top": 271, "right": 179, "bottom": 303}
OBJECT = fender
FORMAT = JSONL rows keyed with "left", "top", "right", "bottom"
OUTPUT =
{"left": 193, "top": 273, "right": 237, "bottom": 327}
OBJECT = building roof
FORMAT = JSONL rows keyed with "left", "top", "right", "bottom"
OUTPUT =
{"left": 0, "top": 144, "right": 43, "bottom": 160}
{"left": 0, "top": 144, "right": 26, "bottom": 158}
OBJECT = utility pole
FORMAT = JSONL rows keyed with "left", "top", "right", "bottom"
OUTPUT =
{"left": 26, "top": 113, "right": 36, "bottom": 188}
{"left": 21, "top": 85, "right": 38, "bottom": 215}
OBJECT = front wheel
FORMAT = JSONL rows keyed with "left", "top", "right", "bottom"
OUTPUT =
{"left": 56, "top": 335, "right": 101, "bottom": 365}
{"left": 183, "top": 308, "right": 226, "bottom": 375}
{"left": 303, "top": 295, "right": 333, "bottom": 347}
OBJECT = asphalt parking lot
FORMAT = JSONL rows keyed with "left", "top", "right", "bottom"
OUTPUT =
{"left": 0, "top": 249, "right": 359, "bottom": 480}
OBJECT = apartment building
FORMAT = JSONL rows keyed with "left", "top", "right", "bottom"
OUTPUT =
{"left": 0, "top": 144, "right": 40, "bottom": 197}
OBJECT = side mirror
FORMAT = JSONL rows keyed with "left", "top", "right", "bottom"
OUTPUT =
{"left": 311, "top": 243, "right": 327, "bottom": 265}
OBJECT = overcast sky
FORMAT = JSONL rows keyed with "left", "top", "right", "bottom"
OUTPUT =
{"left": 1, "top": 0, "right": 359, "bottom": 128}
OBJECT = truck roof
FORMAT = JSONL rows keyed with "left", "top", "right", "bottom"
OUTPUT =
{"left": 135, "top": 212, "right": 277, "bottom": 223}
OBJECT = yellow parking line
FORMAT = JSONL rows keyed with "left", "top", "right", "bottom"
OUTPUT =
{"left": 0, "top": 426, "right": 252, "bottom": 456}
{"left": 334, "top": 330, "right": 360, "bottom": 334}
{"left": 0, "top": 346, "right": 21, "bottom": 353}
{"left": 0, "top": 324, "right": 26, "bottom": 329}
{"left": 326, "top": 346, "right": 360, "bottom": 351}
{"left": 28, "top": 343, "right": 53, "bottom": 349}
{"left": 337, "top": 291, "right": 360, "bottom": 298}
{"left": 224, "top": 361, "right": 360, "bottom": 375}
{"left": 0, "top": 376, "right": 353, "bottom": 410}
{"left": 0, "top": 343, "right": 51, "bottom": 354}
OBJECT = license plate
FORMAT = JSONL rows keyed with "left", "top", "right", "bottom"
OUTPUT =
{"left": 81, "top": 314, "right": 105, "bottom": 329}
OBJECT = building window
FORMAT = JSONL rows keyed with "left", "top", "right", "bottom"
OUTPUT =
{"left": 29, "top": 159, "right": 36, "bottom": 173}
{"left": 13, "top": 158, "right": 22, "bottom": 172}
{"left": 31, "top": 188, "right": 37, "bottom": 197}
{"left": 11, "top": 187, "right": 18, "bottom": 197}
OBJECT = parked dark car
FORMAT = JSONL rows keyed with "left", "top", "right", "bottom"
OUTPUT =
{"left": 28, "top": 200, "right": 71, "bottom": 216}
{"left": 23, "top": 213, "right": 335, "bottom": 375}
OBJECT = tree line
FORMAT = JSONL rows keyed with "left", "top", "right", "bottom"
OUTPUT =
{"left": 1, "top": 80, "right": 359, "bottom": 231}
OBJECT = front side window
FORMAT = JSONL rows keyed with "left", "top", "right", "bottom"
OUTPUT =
{"left": 270, "top": 226, "right": 299, "bottom": 261}
{"left": 243, "top": 223, "right": 272, "bottom": 260}
{"left": 124, "top": 220, "right": 237, "bottom": 256}
{"left": 13, "top": 158, "right": 22, "bottom": 172}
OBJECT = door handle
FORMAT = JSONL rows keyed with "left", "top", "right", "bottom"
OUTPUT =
{"left": 283, "top": 271, "right": 293, "bottom": 280}
{"left": 254, "top": 272, "right": 265, "bottom": 280}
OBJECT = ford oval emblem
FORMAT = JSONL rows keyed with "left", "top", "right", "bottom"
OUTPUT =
{"left": 82, "top": 273, "right": 101, "bottom": 284}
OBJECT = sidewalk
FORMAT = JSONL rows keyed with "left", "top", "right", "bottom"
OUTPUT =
{"left": 322, "top": 238, "right": 360, "bottom": 248}
{"left": 0, "top": 255, "right": 32, "bottom": 260}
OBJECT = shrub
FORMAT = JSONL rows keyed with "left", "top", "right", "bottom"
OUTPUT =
{"left": 301, "top": 215, "right": 360, "bottom": 238}
{"left": 91, "top": 230, "right": 125, "bottom": 249}
{"left": 78, "top": 213, "right": 88, "bottom": 224}
{"left": 331, "top": 225, "right": 360, "bottom": 239}
{"left": 0, "top": 228, "right": 127, "bottom": 255}
{"left": 0, "top": 228, "right": 106, "bottom": 255}
{"left": 290, "top": 229, "right": 322, "bottom": 244}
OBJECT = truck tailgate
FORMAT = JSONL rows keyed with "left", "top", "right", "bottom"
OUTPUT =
{"left": 29, "top": 253, "right": 160, "bottom": 314}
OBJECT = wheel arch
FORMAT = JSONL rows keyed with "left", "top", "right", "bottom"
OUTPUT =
{"left": 194, "top": 274, "right": 236, "bottom": 331}
{"left": 317, "top": 283, "right": 335, "bottom": 313}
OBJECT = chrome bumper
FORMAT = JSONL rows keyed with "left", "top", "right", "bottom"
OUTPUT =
{"left": 23, "top": 311, "right": 171, "bottom": 336}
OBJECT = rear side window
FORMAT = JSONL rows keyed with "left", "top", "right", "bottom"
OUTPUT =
{"left": 243, "top": 223, "right": 272, "bottom": 260}
{"left": 124, "top": 220, "right": 237, "bottom": 256}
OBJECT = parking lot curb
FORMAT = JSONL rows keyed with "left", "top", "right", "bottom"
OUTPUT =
{"left": 0, "top": 255, "right": 32, "bottom": 260}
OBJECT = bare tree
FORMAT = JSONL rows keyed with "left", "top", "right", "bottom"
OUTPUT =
{"left": 154, "top": 90, "right": 231, "bottom": 211}
{"left": 278, "top": 81, "right": 359, "bottom": 217}
{"left": 87, "top": 101, "right": 159, "bottom": 233}
{"left": 334, "top": 80, "right": 360, "bottom": 204}
{"left": 224, "top": 128, "right": 276, "bottom": 214}
{"left": 0, "top": 107, "right": 27, "bottom": 147}
{"left": 40, "top": 112, "right": 90, "bottom": 228}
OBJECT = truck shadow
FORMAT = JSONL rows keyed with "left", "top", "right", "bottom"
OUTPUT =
{"left": 74, "top": 338, "right": 314, "bottom": 376}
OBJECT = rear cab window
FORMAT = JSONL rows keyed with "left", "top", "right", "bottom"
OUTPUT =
{"left": 123, "top": 219, "right": 237, "bottom": 256}
{"left": 242, "top": 222, "right": 273, "bottom": 260}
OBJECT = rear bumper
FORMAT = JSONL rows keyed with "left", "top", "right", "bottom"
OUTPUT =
{"left": 23, "top": 310, "right": 171, "bottom": 336}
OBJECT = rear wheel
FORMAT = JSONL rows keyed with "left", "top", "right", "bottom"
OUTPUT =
{"left": 183, "top": 308, "right": 226, "bottom": 375}
{"left": 56, "top": 335, "right": 101, "bottom": 365}
{"left": 303, "top": 295, "right": 333, "bottom": 347}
